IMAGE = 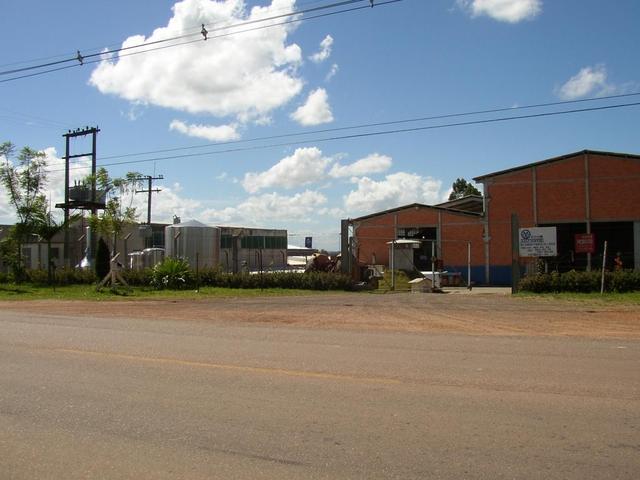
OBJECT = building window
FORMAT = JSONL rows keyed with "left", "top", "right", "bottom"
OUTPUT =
{"left": 265, "top": 236, "right": 287, "bottom": 249}
{"left": 397, "top": 227, "right": 436, "bottom": 240}
{"left": 220, "top": 235, "right": 233, "bottom": 249}
{"left": 152, "top": 230, "right": 165, "bottom": 248}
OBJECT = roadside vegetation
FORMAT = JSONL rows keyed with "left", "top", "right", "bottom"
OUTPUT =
{"left": 516, "top": 290, "right": 640, "bottom": 305}
{"left": 0, "top": 283, "right": 339, "bottom": 301}
{"left": 519, "top": 270, "right": 640, "bottom": 294}
{"left": 0, "top": 257, "right": 354, "bottom": 300}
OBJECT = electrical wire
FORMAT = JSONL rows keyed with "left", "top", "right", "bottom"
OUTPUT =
{"left": 46, "top": 100, "right": 640, "bottom": 174}
{"left": 0, "top": 0, "right": 389, "bottom": 80}
{"left": 98, "top": 91, "right": 640, "bottom": 162}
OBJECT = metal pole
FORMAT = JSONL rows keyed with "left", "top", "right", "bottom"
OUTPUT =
{"left": 63, "top": 135, "right": 70, "bottom": 267}
{"left": 431, "top": 241, "right": 436, "bottom": 289}
{"left": 391, "top": 240, "right": 395, "bottom": 291}
{"left": 511, "top": 213, "right": 521, "bottom": 294}
{"left": 467, "top": 241, "right": 472, "bottom": 289}
{"left": 600, "top": 240, "right": 607, "bottom": 294}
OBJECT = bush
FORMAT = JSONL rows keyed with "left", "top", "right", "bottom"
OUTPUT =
{"left": 193, "top": 267, "right": 353, "bottom": 291}
{"left": 151, "top": 257, "right": 193, "bottom": 290}
{"left": 95, "top": 237, "right": 111, "bottom": 281}
{"left": 121, "top": 268, "right": 152, "bottom": 287}
{"left": 519, "top": 269, "right": 640, "bottom": 293}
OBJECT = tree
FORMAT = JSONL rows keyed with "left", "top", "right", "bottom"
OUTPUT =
{"left": 87, "top": 168, "right": 142, "bottom": 252}
{"left": 0, "top": 142, "right": 48, "bottom": 281}
{"left": 33, "top": 208, "right": 81, "bottom": 284}
{"left": 95, "top": 237, "right": 111, "bottom": 281}
{"left": 448, "top": 178, "right": 481, "bottom": 201}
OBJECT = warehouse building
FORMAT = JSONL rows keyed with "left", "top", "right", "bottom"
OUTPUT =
{"left": 343, "top": 150, "right": 640, "bottom": 285}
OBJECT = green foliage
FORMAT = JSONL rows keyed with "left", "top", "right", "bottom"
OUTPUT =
{"left": 519, "top": 270, "right": 640, "bottom": 293}
{"left": 0, "top": 142, "right": 49, "bottom": 281}
{"left": 0, "top": 142, "right": 48, "bottom": 227}
{"left": 121, "top": 268, "right": 153, "bottom": 286}
{"left": 95, "top": 237, "right": 111, "bottom": 281}
{"left": 448, "top": 178, "right": 481, "bottom": 201}
{"left": 0, "top": 230, "right": 27, "bottom": 283}
{"left": 17, "top": 268, "right": 97, "bottom": 286}
{"left": 87, "top": 167, "right": 143, "bottom": 243}
{"left": 196, "top": 268, "right": 353, "bottom": 291}
{"left": 151, "top": 257, "right": 194, "bottom": 290}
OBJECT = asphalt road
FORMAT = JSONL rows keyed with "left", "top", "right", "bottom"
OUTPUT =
{"left": 1, "top": 307, "right": 639, "bottom": 479}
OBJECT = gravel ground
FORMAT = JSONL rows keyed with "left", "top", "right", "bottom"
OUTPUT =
{"left": 2, "top": 290, "right": 639, "bottom": 339}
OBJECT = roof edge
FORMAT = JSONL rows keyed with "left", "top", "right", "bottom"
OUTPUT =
{"left": 474, "top": 149, "right": 640, "bottom": 182}
{"left": 349, "top": 202, "right": 482, "bottom": 222}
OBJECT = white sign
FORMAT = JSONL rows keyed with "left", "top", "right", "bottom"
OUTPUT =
{"left": 519, "top": 227, "right": 557, "bottom": 257}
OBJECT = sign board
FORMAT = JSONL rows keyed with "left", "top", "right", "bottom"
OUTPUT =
{"left": 305, "top": 236, "right": 312, "bottom": 248}
{"left": 519, "top": 227, "right": 557, "bottom": 257}
{"left": 574, "top": 233, "right": 596, "bottom": 254}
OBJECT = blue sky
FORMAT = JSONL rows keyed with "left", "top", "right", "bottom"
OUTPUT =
{"left": 1, "top": 0, "right": 639, "bottom": 249}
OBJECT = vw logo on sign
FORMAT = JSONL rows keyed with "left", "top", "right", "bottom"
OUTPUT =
{"left": 521, "top": 229, "right": 532, "bottom": 240}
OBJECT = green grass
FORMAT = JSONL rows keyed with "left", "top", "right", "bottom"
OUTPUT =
{"left": 0, "top": 283, "right": 339, "bottom": 301}
{"left": 516, "top": 290, "right": 640, "bottom": 305}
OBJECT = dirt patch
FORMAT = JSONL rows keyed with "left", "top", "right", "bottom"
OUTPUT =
{"left": 3, "top": 292, "right": 639, "bottom": 339}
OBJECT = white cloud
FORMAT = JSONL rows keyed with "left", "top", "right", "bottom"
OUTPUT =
{"left": 242, "top": 147, "right": 332, "bottom": 193}
{"left": 344, "top": 172, "right": 443, "bottom": 213}
{"left": 309, "top": 35, "right": 333, "bottom": 63}
{"left": 90, "top": 0, "right": 303, "bottom": 123}
{"left": 556, "top": 65, "right": 615, "bottom": 100}
{"left": 458, "top": 0, "right": 542, "bottom": 23}
{"left": 325, "top": 63, "right": 339, "bottom": 82}
{"left": 290, "top": 88, "right": 334, "bottom": 126}
{"left": 329, "top": 153, "right": 392, "bottom": 178}
{"left": 201, "top": 190, "right": 327, "bottom": 224}
{"left": 169, "top": 119, "right": 241, "bottom": 141}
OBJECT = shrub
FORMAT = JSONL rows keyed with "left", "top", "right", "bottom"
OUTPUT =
{"left": 151, "top": 257, "right": 193, "bottom": 290}
{"left": 519, "top": 270, "right": 640, "bottom": 293}
{"left": 121, "top": 268, "right": 152, "bottom": 287}
{"left": 95, "top": 237, "right": 111, "bottom": 281}
{"left": 192, "top": 268, "right": 353, "bottom": 291}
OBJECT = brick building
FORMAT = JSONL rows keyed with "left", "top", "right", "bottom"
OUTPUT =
{"left": 344, "top": 150, "right": 640, "bottom": 285}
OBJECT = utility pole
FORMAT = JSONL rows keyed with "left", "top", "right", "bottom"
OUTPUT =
{"left": 135, "top": 175, "right": 163, "bottom": 224}
{"left": 56, "top": 126, "right": 102, "bottom": 267}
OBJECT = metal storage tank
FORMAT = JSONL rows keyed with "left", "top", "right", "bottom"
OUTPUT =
{"left": 164, "top": 220, "right": 220, "bottom": 269}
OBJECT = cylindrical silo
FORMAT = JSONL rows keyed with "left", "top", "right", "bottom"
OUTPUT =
{"left": 164, "top": 220, "right": 220, "bottom": 269}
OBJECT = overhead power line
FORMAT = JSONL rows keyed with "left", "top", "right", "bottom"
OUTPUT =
{"left": 48, "top": 100, "right": 640, "bottom": 174}
{"left": 98, "top": 92, "right": 640, "bottom": 162}
{"left": 0, "top": 0, "right": 400, "bottom": 83}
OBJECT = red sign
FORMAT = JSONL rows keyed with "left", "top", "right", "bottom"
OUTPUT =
{"left": 575, "top": 233, "right": 596, "bottom": 254}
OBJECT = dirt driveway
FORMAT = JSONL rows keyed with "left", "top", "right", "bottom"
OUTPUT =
{"left": 3, "top": 290, "right": 639, "bottom": 339}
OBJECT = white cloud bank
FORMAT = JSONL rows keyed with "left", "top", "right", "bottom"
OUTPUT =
{"left": 242, "top": 149, "right": 395, "bottom": 194}
{"left": 309, "top": 35, "right": 333, "bottom": 63}
{"left": 201, "top": 190, "right": 327, "bottom": 224}
{"left": 169, "top": 120, "right": 240, "bottom": 141}
{"left": 458, "top": 0, "right": 542, "bottom": 23}
{"left": 329, "top": 153, "right": 392, "bottom": 178}
{"left": 90, "top": 0, "right": 303, "bottom": 124}
{"left": 242, "top": 147, "right": 332, "bottom": 193}
{"left": 344, "top": 172, "right": 443, "bottom": 213}
{"left": 555, "top": 65, "right": 615, "bottom": 100}
{"left": 290, "top": 88, "right": 334, "bottom": 126}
